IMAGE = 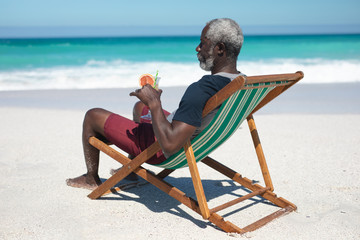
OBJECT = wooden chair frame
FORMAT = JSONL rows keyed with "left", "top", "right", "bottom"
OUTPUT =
{"left": 87, "top": 71, "right": 304, "bottom": 233}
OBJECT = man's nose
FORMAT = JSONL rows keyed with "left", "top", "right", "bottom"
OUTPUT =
{"left": 195, "top": 45, "right": 200, "bottom": 52}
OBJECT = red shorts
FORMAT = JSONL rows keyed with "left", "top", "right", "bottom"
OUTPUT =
{"left": 103, "top": 108, "right": 170, "bottom": 165}
{"left": 139, "top": 106, "right": 170, "bottom": 123}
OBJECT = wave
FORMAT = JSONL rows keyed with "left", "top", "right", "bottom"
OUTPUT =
{"left": 240, "top": 58, "right": 360, "bottom": 84}
{"left": 0, "top": 58, "right": 359, "bottom": 90}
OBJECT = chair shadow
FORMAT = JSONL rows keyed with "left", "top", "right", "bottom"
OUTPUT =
{"left": 97, "top": 174, "right": 276, "bottom": 230}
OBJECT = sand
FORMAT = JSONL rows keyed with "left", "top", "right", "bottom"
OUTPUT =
{"left": 0, "top": 83, "right": 359, "bottom": 239}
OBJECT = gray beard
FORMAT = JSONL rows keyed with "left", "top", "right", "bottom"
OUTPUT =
{"left": 198, "top": 54, "right": 214, "bottom": 71}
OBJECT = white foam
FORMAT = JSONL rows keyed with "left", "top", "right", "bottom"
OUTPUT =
{"left": 0, "top": 58, "right": 359, "bottom": 90}
{"left": 240, "top": 58, "right": 360, "bottom": 84}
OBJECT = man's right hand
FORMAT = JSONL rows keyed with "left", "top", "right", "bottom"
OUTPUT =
{"left": 130, "top": 84, "right": 196, "bottom": 157}
{"left": 130, "top": 84, "right": 162, "bottom": 107}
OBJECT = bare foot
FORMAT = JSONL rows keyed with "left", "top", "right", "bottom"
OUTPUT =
{"left": 66, "top": 174, "right": 101, "bottom": 190}
{"left": 109, "top": 168, "right": 139, "bottom": 181}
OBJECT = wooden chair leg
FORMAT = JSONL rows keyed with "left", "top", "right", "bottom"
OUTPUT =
{"left": 201, "top": 156, "right": 296, "bottom": 232}
{"left": 247, "top": 114, "right": 274, "bottom": 191}
{"left": 202, "top": 156, "right": 296, "bottom": 210}
{"left": 87, "top": 137, "right": 161, "bottom": 199}
{"left": 184, "top": 140, "right": 210, "bottom": 220}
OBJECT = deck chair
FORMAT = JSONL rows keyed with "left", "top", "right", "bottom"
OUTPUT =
{"left": 87, "top": 71, "right": 304, "bottom": 233}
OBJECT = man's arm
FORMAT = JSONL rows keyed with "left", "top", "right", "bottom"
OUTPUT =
{"left": 130, "top": 85, "right": 196, "bottom": 157}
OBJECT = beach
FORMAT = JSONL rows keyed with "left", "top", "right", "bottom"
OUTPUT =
{"left": 0, "top": 83, "right": 359, "bottom": 239}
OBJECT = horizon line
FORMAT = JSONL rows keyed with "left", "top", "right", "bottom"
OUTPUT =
{"left": 0, "top": 24, "right": 359, "bottom": 38}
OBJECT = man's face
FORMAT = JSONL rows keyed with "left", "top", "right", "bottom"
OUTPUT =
{"left": 196, "top": 25, "right": 215, "bottom": 71}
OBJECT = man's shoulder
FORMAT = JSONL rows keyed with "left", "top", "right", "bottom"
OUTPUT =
{"left": 199, "top": 74, "right": 231, "bottom": 82}
{"left": 197, "top": 74, "right": 232, "bottom": 90}
{"left": 184, "top": 73, "right": 233, "bottom": 96}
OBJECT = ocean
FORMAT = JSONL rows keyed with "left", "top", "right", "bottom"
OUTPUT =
{"left": 0, "top": 34, "right": 360, "bottom": 90}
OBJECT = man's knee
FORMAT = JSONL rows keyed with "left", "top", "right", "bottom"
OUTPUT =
{"left": 84, "top": 108, "right": 112, "bottom": 132}
{"left": 85, "top": 108, "right": 104, "bottom": 120}
{"left": 133, "top": 101, "right": 145, "bottom": 113}
{"left": 133, "top": 101, "right": 146, "bottom": 122}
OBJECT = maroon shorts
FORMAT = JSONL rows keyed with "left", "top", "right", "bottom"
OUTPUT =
{"left": 139, "top": 106, "right": 169, "bottom": 123}
{"left": 103, "top": 109, "right": 170, "bottom": 165}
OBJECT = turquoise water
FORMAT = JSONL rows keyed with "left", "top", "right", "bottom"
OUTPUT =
{"left": 1, "top": 34, "right": 360, "bottom": 90}
{"left": 0, "top": 37, "right": 197, "bottom": 70}
{"left": 242, "top": 34, "right": 360, "bottom": 60}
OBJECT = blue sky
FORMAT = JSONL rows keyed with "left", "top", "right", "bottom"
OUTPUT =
{"left": 1, "top": 0, "right": 360, "bottom": 37}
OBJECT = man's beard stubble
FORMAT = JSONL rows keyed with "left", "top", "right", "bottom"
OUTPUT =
{"left": 197, "top": 50, "right": 214, "bottom": 71}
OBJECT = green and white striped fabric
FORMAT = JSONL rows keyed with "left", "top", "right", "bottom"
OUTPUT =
{"left": 153, "top": 81, "right": 285, "bottom": 169}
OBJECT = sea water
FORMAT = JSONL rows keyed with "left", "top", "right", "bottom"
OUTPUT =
{"left": 0, "top": 34, "right": 359, "bottom": 90}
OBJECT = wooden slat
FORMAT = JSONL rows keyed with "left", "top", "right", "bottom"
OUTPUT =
{"left": 247, "top": 115, "right": 273, "bottom": 191}
{"left": 208, "top": 213, "right": 245, "bottom": 233}
{"left": 88, "top": 137, "right": 203, "bottom": 214}
{"left": 184, "top": 140, "right": 210, "bottom": 219}
{"left": 243, "top": 81, "right": 290, "bottom": 89}
{"left": 209, "top": 187, "right": 270, "bottom": 214}
{"left": 246, "top": 71, "right": 303, "bottom": 85}
{"left": 89, "top": 136, "right": 130, "bottom": 165}
{"left": 201, "top": 157, "right": 295, "bottom": 209}
{"left": 88, "top": 138, "right": 161, "bottom": 199}
{"left": 242, "top": 206, "right": 295, "bottom": 233}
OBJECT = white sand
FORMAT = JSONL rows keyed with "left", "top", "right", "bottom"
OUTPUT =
{"left": 0, "top": 85, "right": 360, "bottom": 239}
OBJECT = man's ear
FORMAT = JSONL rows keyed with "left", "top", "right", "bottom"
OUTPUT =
{"left": 216, "top": 42, "right": 226, "bottom": 56}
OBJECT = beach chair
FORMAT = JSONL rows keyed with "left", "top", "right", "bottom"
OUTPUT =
{"left": 87, "top": 71, "right": 304, "bottom": 233}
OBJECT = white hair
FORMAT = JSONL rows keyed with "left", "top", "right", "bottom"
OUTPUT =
{"left": 205, "top": 18, "right": 243, "bottom": 61}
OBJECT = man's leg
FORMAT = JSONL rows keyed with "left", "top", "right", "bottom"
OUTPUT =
{"left": 133, "top": 101, "right": 146, "bottom": 123}
{"left": 66, "top": 108, "right": 113, "bottom": 190}
{"left": 133, "top": 100, "right": 170, "bottom": 123}
{"left": 109, "top": 101, "right": 145, "bottom": 179}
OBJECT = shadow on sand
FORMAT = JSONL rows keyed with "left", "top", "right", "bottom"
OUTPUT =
{"left": 96, "top": 175, "right": 276, "bottom": 230}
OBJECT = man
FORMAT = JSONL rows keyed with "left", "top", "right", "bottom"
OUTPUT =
{"left": 66, "top": 18, "right": 244, "bottom": 190}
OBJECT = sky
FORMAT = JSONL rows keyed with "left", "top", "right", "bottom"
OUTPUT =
{"left": 1, "top": 0, "right": 360, "bottom": 37}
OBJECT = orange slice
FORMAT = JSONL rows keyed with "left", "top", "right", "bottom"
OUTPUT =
{"left": 139, "top": 74, "right": 155, "bottom": 87}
